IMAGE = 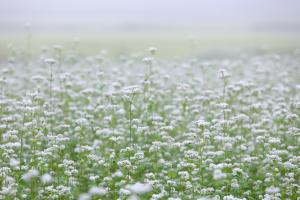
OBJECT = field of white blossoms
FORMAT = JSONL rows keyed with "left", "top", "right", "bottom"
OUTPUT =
{"left": 0, "top": 47, "right": 300, "bottom": 200}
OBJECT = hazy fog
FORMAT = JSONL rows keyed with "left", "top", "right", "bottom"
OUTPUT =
{"left": 1, "top": 0, "right": 300, "bottom": 33}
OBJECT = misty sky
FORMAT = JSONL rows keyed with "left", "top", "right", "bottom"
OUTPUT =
{"left": 1, "top": 0, "right": 300, "bottom": 32}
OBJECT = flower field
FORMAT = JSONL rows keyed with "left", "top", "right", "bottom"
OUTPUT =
{"left": 0, "top": 48, "right": 299, "bottom": 200}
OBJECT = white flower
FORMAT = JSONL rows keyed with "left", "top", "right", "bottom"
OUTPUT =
{"left": 119, "top": 188, "right": 132, "bottom": 196}
{"left": 41, "top": 173, "right": 53, "bottom": 184}
{"left": 78, "top": 193, "right": 91, "bottom": 200}
{"left": 128, "top": 194, "right": 139, "bottom": 200}
{"left": 118, "top": 160, "right": 132, "bottom": 168}
{"left": 196, "top": 119, "right": 209, "bottom": 127}
{"left": 22, "top": 169, "right": 39, "bottom": 182}
{"left": 88, "top": 186, "right": 107, "bottom": 196}
{"left": 148, "top": 47, "right": 157, "bottom": 55}
{"left": 122, "top": 85, "right": 142, "bottom": 96}
{"left": 223, "top": 195, "right": 246, "bottom": 200}
{"left": 112, "top": 170, "right": 123, "bottom": 178}
{"left": 142, "top": 57, "right": 153, "bottom": 65}
{"left": 218, "top": 69, "right": 230, "bottom": 79}
{"left": 9, "top": 158, "right": 20, "bottom": 168}
{"left": 126, "top": 182, "right": 152, "bottom": 194}
{"left": 134, "top": 152, "right": 145, "bottom": 160}
{"left": 184, "top": 150, "right": 199, "bottom": 159}
{"left": 265, "top": 186, "right": 280, "bottom": 194}
{"left": 213, "top": 169, "right": 226, "bottom": 180}
{"left": 44, "top": 58, "right": 56, "bottom": 65}
{"left": 178, "top": 171, "right": 190, "bottom": 180}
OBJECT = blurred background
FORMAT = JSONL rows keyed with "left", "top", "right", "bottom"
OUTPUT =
{"left": 1, "top": 0, "right": 300, "bottom": 58}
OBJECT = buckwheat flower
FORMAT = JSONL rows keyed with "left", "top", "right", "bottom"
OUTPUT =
{"left": 118, "top": 160, "right": 132, "bottom": 169}
{"left": 218, "top": 69, "right": 230, "bottom": 80}
{"left": 78, "top": 193, "right": 91, "bottom": 200}
{"left": 150, "top": 192, "right": 165, "bottom": 200}
{"left": 119, "top": 188, "right": 132, "bottom": 196}
{"left": 9, "top": 158, "right": 20, "bottom": 169}
{"left": 22, "top": 169, "right": 39, "bottom": 182}
{"left": 262, "top": 194, "right": 281, "bottom": 200}
{"left": 184, "top": 150, "right": 199, "bottom": 159}
{"left": 145, "top": 173, "right": 155, "bottom": 180}
{"left": 1, "top": 183, "right": 17, "bottom": 196}
{"left": 168, "top": 197, "right": 181, "bottom": 200}
{"left": 148, "top": 47, "right": 158, "bottom": 55}
{"left": 41, "top": 173, "right": 53, "bottom": 184}
{"left": 44, "top": 58, "right": 56, "bottom": 65}
{"left": 122, "top": 85, "right": 142, "bottom": 95}
{"left": 213, "top": 169, "right": 226, "bottom": 180}
{"left": 231, "top": 179, "right": 239, "bottom": 189}
{"left": 75, "top": 118, "right": 89, "bottom": 126}
{"left": 196, "top": 119, "right": 209, "bottom": 128}
{"left": 112, "top": 170, "right": 123, "bottom": 178}
{"left": 269, "top": 137, "right": 280, "bottom": 144}
{"left": 149, "top": 141, "right": 162, "bottom": 152}
{"left": 198, "top": 196, "right": 220, "bottom": 200}
{"left": 223, "top": 195, "right": 246, "bottom": 200}
{"left": 31, "top": 75, "right": 46, "bottom": 84}
{"left": 265, "top": 186, "right": 280, "bottom": 194}
{"left": 232, "top": 168, "right": 243, "bottom": 176}
{"left": 224, "top": 143, "right": 232, "bottom": 150}
{"left": 142, "top": 56, "right": 153, "bottom": 63}
{"left": 270, "top": 149, "right": 288, "bottom": 156}
{"left": 88, "top": 186, "right": 107, "bottom": 196}
{"left": 134, "top": 152, "right": 145, "bottom": 160}
{"left": 126, "top": 182, "right": 152, "bottom": 194}
{"left": 128, "top": 194, "right": 139, "bottom": 200}
{"left": 89, "top": 175, "right": 99, "bottom": 182}
{"left": 178, "top": 171, "right": 190, "bottom": 180}
{"left": 283, "top": 161, "right": 296, "bottom": 169}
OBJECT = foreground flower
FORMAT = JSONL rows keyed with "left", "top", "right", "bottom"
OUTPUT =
{"left": 126, "top": 182, "right": 152, "bottom": 194}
